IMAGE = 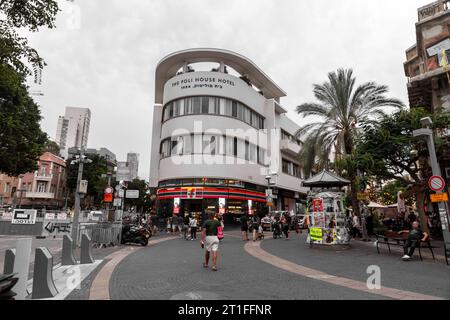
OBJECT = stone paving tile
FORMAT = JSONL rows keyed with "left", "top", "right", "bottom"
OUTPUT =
{"left": 109, "top": 232, "right": 385, "bottom": 300}
{"left": 261, "top": 234, "right": 450, "bottom": 299}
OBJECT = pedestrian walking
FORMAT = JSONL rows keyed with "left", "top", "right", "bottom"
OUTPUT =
{"left": 240, "top": 215, "right": 249, "bottom": 241}
{"left": 166, "top": 217, "right": 172, "bottom": 233}
{"left": 251, "top": 216, "right": 259, "bottom": 242}
{"left": 189, "top": 215, "right": 198, "bottom": 240}
{"left": 281, "top": 214, "right": 290, "bottom": 240}
{"left": 183, "top": 214, "right": 190, "bottom": 240}
{"left": 352, "top": 214, "right": 362, "bottom": 239}
{"left": 201, "top": 212, "right": 222, "bottom": 272}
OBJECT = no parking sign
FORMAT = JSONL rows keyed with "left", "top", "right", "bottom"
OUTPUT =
{"left": 429, "top": 176, "right": 446, "bottom": 192}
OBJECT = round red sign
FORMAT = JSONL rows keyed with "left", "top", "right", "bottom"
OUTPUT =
{"left": 429, "top": 176, "right": 446, "bottom": 192}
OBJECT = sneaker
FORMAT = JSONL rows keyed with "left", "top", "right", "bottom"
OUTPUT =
{"left": 402, "top": 255, "right": 411, "bottom": 260}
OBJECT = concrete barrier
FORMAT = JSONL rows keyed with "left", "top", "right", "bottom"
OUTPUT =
{"left": 61, "top": 235, "right": 77, "bottom": 266}
{"left": 3, "top": 249, "right": 16, "bottom": 275}
{"left": 32, "top": 248, "right": 58, "bottom": 299}
{"left": 80, "top": 234, "right": 94, "bottom": 264}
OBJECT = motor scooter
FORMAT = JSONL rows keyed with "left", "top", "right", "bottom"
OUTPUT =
{"left": 0, "top": 274, "right": 19, "bottom": 300}
{"left": 121, "top": 224, "right": 152, "bottom": 246}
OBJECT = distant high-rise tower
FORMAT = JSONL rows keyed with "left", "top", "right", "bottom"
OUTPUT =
{"left": 56, "top": 107, "right": 91, "bottom": 159}
{"left": 127, "top": 153, "right": 139, "bottom": 180}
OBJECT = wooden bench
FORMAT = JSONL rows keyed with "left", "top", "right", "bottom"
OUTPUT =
{"left": 375, "top": 232, "right": 436, "bottom": 261}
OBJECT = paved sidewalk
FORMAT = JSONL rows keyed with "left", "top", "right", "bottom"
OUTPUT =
{"left": 261, "top": 234, "right": 450, "bottom": 299}
{"left": 107, "top": 231, "right": 386, "bottom": 300}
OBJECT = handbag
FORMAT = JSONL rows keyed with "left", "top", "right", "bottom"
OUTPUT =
{"left": 217, "top": 226, "right": 224, "bottom": 240}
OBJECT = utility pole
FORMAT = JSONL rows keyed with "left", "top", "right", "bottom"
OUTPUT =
{"left": 70, "top": 148, "right": 92, "bottom": 248}
{"left": 413, "top": 118, "right": 450, "bottom": 245}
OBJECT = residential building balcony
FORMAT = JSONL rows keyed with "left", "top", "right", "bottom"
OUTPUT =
{"left": 34, "top": 172, "right": 53, "bottom": 181}
{"left": 25, "top": 192, "right": 55, "bottom": 199}
{"left": 280, "top": 139, "right": 301, "bottom": 156}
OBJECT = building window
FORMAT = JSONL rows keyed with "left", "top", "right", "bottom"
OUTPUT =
{"left": 282, "top": 159, "right": 290, "bottom": 175}
{"left": 282, "top": 159, "right": 302, "bottom": 178}
{"left": 201, "top": 97, "right": 209, "bottom": 114}
{"left": 162, "top": 96, "right": 265, "bottom": 129}
{"left": 37, "top": 182, "right": 46, "bottom": 193}
{"left": 231, "top": 101, "right": 237, "bottom": 117}
{"left": 193, "top": 97, "right": 201, "bottom": 114}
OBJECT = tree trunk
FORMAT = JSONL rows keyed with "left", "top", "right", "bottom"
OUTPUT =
{"left": 344, "top": 131, "right": 359, "bottom": 215}
{"left": 350, "top": 174, "right": 360, "bottom": 216}
{"left": 413, "top": 187, "right": 430, "bottom": 234}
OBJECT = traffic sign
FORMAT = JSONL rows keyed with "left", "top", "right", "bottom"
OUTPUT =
{"left": 430, "top": 193, "right": 449, "bottom": 203}
{"left": 12, "top": 209, "right": 37, "bottom": 225}
{"left": 113, "top": 198, "right": 122, "bottom": 207}
{"left": 429, "top": 176, "right": 446, "bottom": 192}
{"left": 103, "top": 193, "right": 113, "bottom": 203}
{"left": 104, "top": 187, "right": 113, "bottom": 194}
{"left": 126, "top": 190, "right": 139, "bottom": 199}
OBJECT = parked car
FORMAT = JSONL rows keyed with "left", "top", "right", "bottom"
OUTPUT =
{"left": 261, "top": 216, "right": 272, "bottom": 231}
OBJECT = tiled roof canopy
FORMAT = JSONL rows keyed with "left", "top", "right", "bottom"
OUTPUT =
{"left": 303, "top": 170, "right": 350, "bottom": 188}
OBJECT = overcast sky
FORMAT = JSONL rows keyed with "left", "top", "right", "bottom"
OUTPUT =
{"left": 27, "top": 0, "right": 431, "bottom": 180}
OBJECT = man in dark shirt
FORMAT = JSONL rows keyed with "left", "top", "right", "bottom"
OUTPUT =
{"left": 201, "top": 212, "right": 222, "bottom": 271}
{"left": 240, "top": 215, "right": 249, "bottom": 241}
{"left": 399, "top": 221, "right": 428, "bottom": 261}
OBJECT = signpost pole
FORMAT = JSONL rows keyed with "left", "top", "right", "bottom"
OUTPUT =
{"left": 414, "top": 128, "right": 450, "bottom": 244}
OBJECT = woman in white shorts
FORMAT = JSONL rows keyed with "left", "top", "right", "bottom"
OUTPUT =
{"left": 201, "top": 212, "right": 221, "bottom": 271}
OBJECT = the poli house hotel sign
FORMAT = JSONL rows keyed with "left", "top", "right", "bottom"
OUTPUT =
{"left": 170, "top": 76, "right": 236, "bottom": 90}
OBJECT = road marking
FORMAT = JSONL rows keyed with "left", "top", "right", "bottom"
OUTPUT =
{"left": 89, "top": 236, "right": 177, "bottom": 300}
{"left": 244, "top": 241, "right": 445, "bottom": 300}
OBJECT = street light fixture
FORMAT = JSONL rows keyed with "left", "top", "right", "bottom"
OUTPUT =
{"left": 413, "top": 117, "right": 450, "bottom": 245}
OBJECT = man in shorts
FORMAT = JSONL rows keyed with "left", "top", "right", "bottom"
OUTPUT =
{"left": 201, "top": 212, "right": 222, "bottom": 271}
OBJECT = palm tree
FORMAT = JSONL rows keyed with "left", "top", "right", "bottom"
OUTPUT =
{"left": 296, "top": 69, "right": 404, "bottom": 213}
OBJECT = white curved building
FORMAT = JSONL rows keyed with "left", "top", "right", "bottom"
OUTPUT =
{"left": 149, "top": 48, "right": 308, "bottom": 221}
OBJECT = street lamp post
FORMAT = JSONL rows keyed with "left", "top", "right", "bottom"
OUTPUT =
{"left": 413, "top": 118, "right": 450, "bottom": 245}
{"left": 70, "top": 148, "right": 92, "bottom": 248}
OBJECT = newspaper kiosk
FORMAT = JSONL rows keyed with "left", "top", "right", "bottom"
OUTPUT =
{"left": 303, "top": 171, "right": 351, "bottom": 246}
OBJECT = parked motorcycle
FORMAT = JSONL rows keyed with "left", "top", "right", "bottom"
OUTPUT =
{"left": 0, "top": 274, "right": 19, "bottom": 300}
{"left": 272, "top": 221, "right": 282, "bottom": 239}
{"left": 121, "top": 224, "right": 152, "bottom": 246}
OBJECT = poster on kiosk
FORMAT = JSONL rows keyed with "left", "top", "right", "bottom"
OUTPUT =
{"left": 307, "top": 192, "right": 350, "bottom": 245}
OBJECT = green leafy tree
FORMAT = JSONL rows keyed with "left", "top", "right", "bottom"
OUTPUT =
{"left": 0, "top": 63, "right": 48, "bottom": 175}
{"left": 125, "top": 179, "right": 153, "bottom": 213}
{"left": 43, "top": 140, "right": 60, "bottom": 156}
{"left": 66, "top": 154, "right": 108, "bottom": 208}
{"left": 296, "top": 69, "right": 404, "bottom": 213}
{"left": 0, "top": 0, "right": 59, "bottom": 77}
{"left": 355, "top": 108, "right": 450, "bottom": 185}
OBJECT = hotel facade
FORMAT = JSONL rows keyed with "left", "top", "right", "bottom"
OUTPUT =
{"left": 149, "top": 49, "right": 308, "bottom": 222}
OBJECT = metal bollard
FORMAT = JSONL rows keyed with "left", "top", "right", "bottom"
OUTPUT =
{"left": 32, "top": 247, "right": 58, "bottom": 299}
{"left": 61, "top": 235, "right": 77, "bottom": 266}
{"left": 80, "top": 234, "right": 94, "bottom": 264}
{"left": 3, "top": 249, "right": 16, "bottom": 275}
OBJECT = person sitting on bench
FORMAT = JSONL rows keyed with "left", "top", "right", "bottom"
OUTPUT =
{"left": 399, "top": 221, "right": 429, "bottom": 261}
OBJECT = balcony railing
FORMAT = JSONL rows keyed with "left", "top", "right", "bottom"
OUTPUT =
{"left": 35, "top": 172, "right": 53, "bottom": 180}
{"left": 280, "top": 139, "right": 301, "bottom": 156}
{"left": 25, "top": 192, "right": 55, "bottom": 199}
